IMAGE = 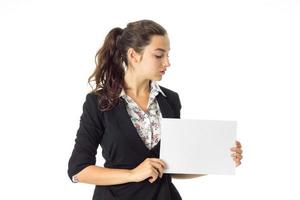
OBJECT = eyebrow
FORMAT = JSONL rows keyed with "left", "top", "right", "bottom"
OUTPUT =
{"left": 154, "top": 48, "right": 170, "bottom": 52}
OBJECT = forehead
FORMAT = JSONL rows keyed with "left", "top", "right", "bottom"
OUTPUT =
{"left": 145, "top": 35, "right": 170, "bottom": 52}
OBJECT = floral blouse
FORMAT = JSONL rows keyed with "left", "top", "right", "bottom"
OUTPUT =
{"left": 120, "top": 81, "right": 166, "bottom": 150}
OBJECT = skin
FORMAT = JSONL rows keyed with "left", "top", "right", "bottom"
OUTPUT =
{"left": 74, "top": 35, "right": 243, "bottom": 185}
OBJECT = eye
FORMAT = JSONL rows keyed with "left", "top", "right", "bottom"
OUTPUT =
{"left": 154, "top": 55, "right": 163, "bottom": 59}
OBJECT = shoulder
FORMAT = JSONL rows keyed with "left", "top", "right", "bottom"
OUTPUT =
{"left": 85, "top": 90, "right": 118, "bottom": 113}
{"left": 81, "top": 91, "right": 104, "bottom": 116}
{"left": 158, "top": 85, "right": 180, "bottom": 99}
{"left": 158, "top": 85, "right": 182, "bottom": 118}
{"left": 80, "top": 91, "right": 105, "bottom": 129}
{"left": 158, "top": 84, "right": 181, "bottom": 107}
{"left": 84, "top": 91, "right": 99, "bottom": 107}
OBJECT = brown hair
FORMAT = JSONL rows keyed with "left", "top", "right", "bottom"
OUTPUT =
{"left": 88, "top": 19, "right": 167, "bottom": 111}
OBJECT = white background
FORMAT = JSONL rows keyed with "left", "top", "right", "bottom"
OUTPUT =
{"left": 0, "top": 0, "right": 299, "bottom": 199}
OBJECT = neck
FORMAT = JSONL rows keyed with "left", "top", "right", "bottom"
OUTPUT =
{"left": 124, "top": 69, "right": 150, "bottom": 97}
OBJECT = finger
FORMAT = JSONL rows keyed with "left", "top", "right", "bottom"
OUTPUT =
{"left": 235, "top": 161, "right": 241, "bottom": 167}
{"left": 148, "top": 167, "right": 159, "bottom": 183}
{"left": 148, "top": 171, "right": 158, "bottom": 183}
{"left": 237, "top": 154, "right": 243, "bottom": 160}
{"left": 232, "top": 154, "right": 243, "bottom": 160}
{"left": 234, "top": 156, "right": 243, "bottom": 164}
{"left": 150, "top": 161, "right": 164, "bottom": 178}
{"left": 236, "top": 141, "right": 241, "bottom": 148}
{"left": 231, "top": 152, "right": 243, "bottom": 158}
{"left": 240, "top": 155, "right": 243, "bottom": 160}
{"left": 145, "top": 158, "right": 164, "bottom": 178}
{"left": 230, "top": 147, "right": 243, "bottom": 154}
{"left": 231, "top": 147, "right": 240, "bottom": 151}
{"left": 149, "top": 158, "right": 166, "bottom": 169}
{"left": 149, "top": 158, "right": 166, "bottom": 173}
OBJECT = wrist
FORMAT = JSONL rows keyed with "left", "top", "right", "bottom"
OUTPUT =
{"left": 127, "top": 169, "right": 136, "bottom": 183}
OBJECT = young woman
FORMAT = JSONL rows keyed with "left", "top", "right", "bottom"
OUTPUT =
{"left": 68, "top": 19, "right": 243, "bottom": 200}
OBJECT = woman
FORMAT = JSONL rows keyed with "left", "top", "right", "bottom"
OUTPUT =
{"left": 68, "top": 19, "right": 243, "bottom": 200}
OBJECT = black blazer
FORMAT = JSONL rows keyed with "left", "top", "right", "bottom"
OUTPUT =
{"left": 68, "top": 85, "right": 182, "bottom": 200}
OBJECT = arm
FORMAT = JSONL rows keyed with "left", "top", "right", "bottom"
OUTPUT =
{"left": 74, "top": 158, "right": 167, "bottom": 185}
{"left": 76, "top": 168, "right": 206, "bottom": 185}
{"left": 73, "top": 165, "right": 132, "bottom": 185}
{"left": 69, "top": 95, "right": 132, "bottom": 186}
{"left": 68, "top": 94, "right": 105, "bottom": 183}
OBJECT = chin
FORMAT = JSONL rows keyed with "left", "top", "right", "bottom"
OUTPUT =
{"left": 148, "top": 75, "right": 163, "bottom": 81}
{"left": 153, "top": 76, "right": 162, "bottom": 81}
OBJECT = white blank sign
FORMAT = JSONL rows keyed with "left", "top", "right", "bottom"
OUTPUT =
{"left": 160, "top": 119, "right": 237, "bottom": 175}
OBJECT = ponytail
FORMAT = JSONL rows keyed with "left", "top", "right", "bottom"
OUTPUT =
{"left": 88, "top": 27, "right": 125, "bottom": 111}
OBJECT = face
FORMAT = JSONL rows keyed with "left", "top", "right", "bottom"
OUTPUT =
{"left": 128, "top": 35, "right": 171, "bottom": 81}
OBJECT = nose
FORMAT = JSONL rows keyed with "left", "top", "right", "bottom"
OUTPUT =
{"left": 163, "top": 57, "right": 171, "bottom": 68}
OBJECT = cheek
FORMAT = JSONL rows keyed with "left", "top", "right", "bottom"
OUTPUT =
{"left": 142, "top": 59, "right": 159, "bottom": 70}
{"left": 140, "top": 58, "right": 161, "bottom": 74}
{"left": 150, "top": 59, "right": 163, "bottom": 67}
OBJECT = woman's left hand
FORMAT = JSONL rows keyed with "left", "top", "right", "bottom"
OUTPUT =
{"left": 230, "top": 140, "right": 243, "bottom": 167}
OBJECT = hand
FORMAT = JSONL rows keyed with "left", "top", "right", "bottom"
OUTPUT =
{"left": 230, "top": 140, "right": 243, "bottom": 167}
{"left": 129, "top": 158, "right": 166, "bottom": 183}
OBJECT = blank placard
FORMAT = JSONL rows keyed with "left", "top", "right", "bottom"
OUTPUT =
{"left": 160, "top": 119, "right": 237, "bottom": 175}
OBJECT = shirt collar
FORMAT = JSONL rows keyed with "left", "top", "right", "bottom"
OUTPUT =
{"left": 120, "top": 80, "right": 166, "bottom": 98}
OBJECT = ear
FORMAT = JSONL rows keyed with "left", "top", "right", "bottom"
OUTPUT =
{"left": 127, "top": 48, "right": 141, "bottom": 64}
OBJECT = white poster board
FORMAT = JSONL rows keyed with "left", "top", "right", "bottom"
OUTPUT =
{"left": 160, "top": 119, "right": 237, "bottom": 175}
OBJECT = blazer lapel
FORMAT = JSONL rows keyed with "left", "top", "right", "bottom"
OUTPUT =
{"left": 114, "top": 99, "right": 151, "bottom": 155}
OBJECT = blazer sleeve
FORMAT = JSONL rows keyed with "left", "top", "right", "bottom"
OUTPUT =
{"left": 67, "top": 93, "right": 104, "bottom": 181}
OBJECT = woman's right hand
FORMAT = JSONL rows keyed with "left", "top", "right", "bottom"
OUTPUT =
{"left": 129, "top": 158, "right": 166, "bottom": 183}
